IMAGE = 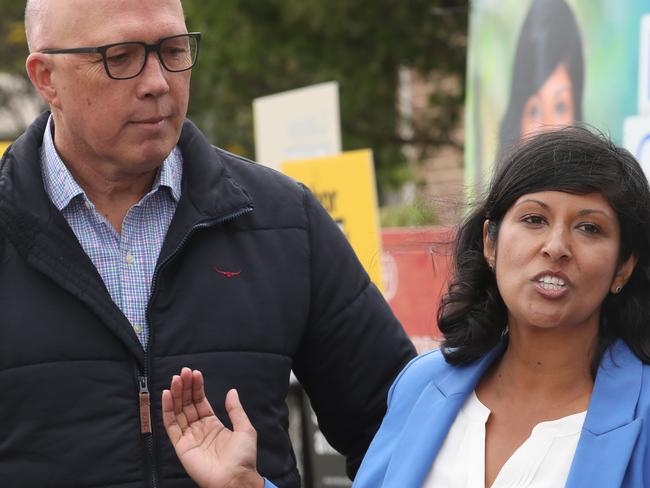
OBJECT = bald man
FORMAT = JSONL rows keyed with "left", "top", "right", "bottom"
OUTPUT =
{"left": 0, "top": 1, "right": 416, "bottom": 487}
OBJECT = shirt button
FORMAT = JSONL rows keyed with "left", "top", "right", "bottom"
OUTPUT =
{"left": 134, "top": 325, "right": 142, "bottom": 335}
{"left": 125, "top": 253, "right": 136, "bottom": 264}
{"left": 84, "top": 200, "right": 92, "bottom": 210}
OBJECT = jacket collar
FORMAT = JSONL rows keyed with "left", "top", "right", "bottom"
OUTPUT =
{"left": 435, "top": 340, "right": 507, "bottom": 397}
{"left": 156, "top": 118, "right": 253, "bottom": 264}
{"left": 176, "top": 117, "right": 252, "bottom": 218}
{"left": 382, "top": 342, "right": 506, "bottom": 485}
{"left": 565, "top": 339, "right": 643, "bottom": 488}
{"left": 0, "top": 113, "right": 253, "bottom": 363}
{"left": 0, "top": 113, "right": 252, "bottom": 224}
{"left": 0, "top": 111, "right": 54, "bottom": 220}
{"left": 382, "top": 339, "right": 643, "bottom": 488}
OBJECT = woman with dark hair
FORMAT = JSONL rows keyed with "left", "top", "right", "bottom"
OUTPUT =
{"left": 497, "top": 0, "right": 584, "bottom": 160}
{"left": 159, "top": 128, "right": 650, "bottom": 487}
{"left": 352, "top": 127, "right": 650, "bottom": 487}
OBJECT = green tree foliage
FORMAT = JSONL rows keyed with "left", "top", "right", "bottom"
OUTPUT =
{"left": 380, "top": 196, "right": 438, "bottom": 227}
{"left": 183, "top": 0, "right": 467, "bottom": 195}
{"left": 0, "top": 2, "right": 28, "bottom": 74}
{"left": 0, "top": 0, "right": 468, "bottom": 196}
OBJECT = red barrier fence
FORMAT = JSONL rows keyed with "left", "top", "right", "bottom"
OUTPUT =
{"left": 381, "top": 227, "right": 454, "bottom": 353}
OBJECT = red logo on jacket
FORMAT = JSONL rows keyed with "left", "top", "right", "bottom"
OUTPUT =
{"left": 214, "top": 268, "right": 242, "bottom": 278}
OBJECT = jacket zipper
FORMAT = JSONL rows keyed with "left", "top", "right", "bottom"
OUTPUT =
{"left": 139, "top": 376, "right": 152, "bottom": 433}
{"left": 138, "top": 205, "right": 253, "bottom": 488}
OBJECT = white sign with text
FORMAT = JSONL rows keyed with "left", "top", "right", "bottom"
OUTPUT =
{"left": 253, "top": 82, "right": 342, "bottom": 169}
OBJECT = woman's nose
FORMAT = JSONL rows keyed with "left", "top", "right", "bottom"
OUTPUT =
{"left": 541, "top": 226, "right": 572, "bottom": 260}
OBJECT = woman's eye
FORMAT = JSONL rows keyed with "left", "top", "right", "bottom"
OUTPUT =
{"left": 527, "top": 105, "right": 541, "bottom": 119}
{"left": 578, "top": 223, "right": 600, "bottom": 234}
{"left": 522, "top": 215, "right": 545, "bottom": 225}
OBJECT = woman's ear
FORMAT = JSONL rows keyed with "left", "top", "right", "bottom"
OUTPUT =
{"left": 611, "top": 254, "right": 637, "bottom": 294}
{"left": 483, "top": 220, "right": 496, "bottom": 270}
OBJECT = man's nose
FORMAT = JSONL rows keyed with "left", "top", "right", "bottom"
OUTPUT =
{"left": 136, "top": 51, "right": 170, "bottom": 98}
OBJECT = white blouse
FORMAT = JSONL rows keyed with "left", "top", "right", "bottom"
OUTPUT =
{"left": 422, "top": 391, "right": 586, "bottom": 488}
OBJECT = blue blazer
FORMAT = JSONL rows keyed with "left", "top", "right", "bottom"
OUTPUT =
{"left": 353, "top": 339, "right": 650, "bottom": 487}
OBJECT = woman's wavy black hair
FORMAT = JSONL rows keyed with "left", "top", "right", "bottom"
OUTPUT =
{"left": 439, "top": 127, "right": 650, "bottom": 370}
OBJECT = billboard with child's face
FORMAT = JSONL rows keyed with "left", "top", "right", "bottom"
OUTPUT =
{"left": 466, "top": 0, "right": 650, "bottom": 190}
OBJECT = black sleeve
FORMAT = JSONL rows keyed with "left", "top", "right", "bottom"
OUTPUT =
{"left": 292, "top": 185, "right": 417, "bottom": 479}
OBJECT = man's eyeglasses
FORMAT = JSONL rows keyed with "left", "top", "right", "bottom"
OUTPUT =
{"left": 39, "top": 32, "right": 201, "bottom": 80}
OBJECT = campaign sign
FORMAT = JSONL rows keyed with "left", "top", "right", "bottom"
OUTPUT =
{"left": 623, "top": 115, "right": 650, "bottom": 180}
{"left": 281, "top": 150, "right": 383, "bottom": 290}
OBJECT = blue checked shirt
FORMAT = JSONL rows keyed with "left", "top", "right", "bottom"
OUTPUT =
{"left": 40, "top": 116, "right": 182, "bottom": 347}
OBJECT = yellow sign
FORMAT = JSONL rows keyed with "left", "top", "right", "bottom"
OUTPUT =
{"left": 0, "top": 141, "right": 10, "bottom": 156}
{"left": 281, "top": 149, "right": 383, "bottom": 290}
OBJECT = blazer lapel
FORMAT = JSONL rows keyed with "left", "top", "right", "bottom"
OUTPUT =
{"left": 382, "top": 343, "right": 506, "bottom": 486}
{"left": 565, "top": 340, "right": 643, "bottom": 488}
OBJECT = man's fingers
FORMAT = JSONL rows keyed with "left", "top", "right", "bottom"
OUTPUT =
{"left": 161, "top": 389, "right": 183, "bottom": 445}
{"left": 225, "top": 389, "right": 256, "bottom": 434}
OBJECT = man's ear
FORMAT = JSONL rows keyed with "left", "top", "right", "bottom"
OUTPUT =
{"left": 611, "top": 254, "right": 638, "bottom": 294}
{"left": 26, "top": 53, "right": 60, "bottom": 108}
{"left": 483, "top": 219, "right": 495, "bottom": 270}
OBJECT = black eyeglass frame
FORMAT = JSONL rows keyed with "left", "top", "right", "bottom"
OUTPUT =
{"left": 39, "top": 32, "right": 201, "bottom": 80}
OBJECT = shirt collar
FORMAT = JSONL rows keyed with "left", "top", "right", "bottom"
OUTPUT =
{"left": 40, "top": 114, "right": 183, "bottom": 211}
{"left": 159, "top": 145, "right": 183, "bottom": 202}
{"left": 40, "top": 116, "right": 84, "bottom": 211}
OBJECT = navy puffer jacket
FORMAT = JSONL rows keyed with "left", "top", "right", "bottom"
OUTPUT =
{"left": 0, "top": 113, "right": 416, "bottom": 488}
